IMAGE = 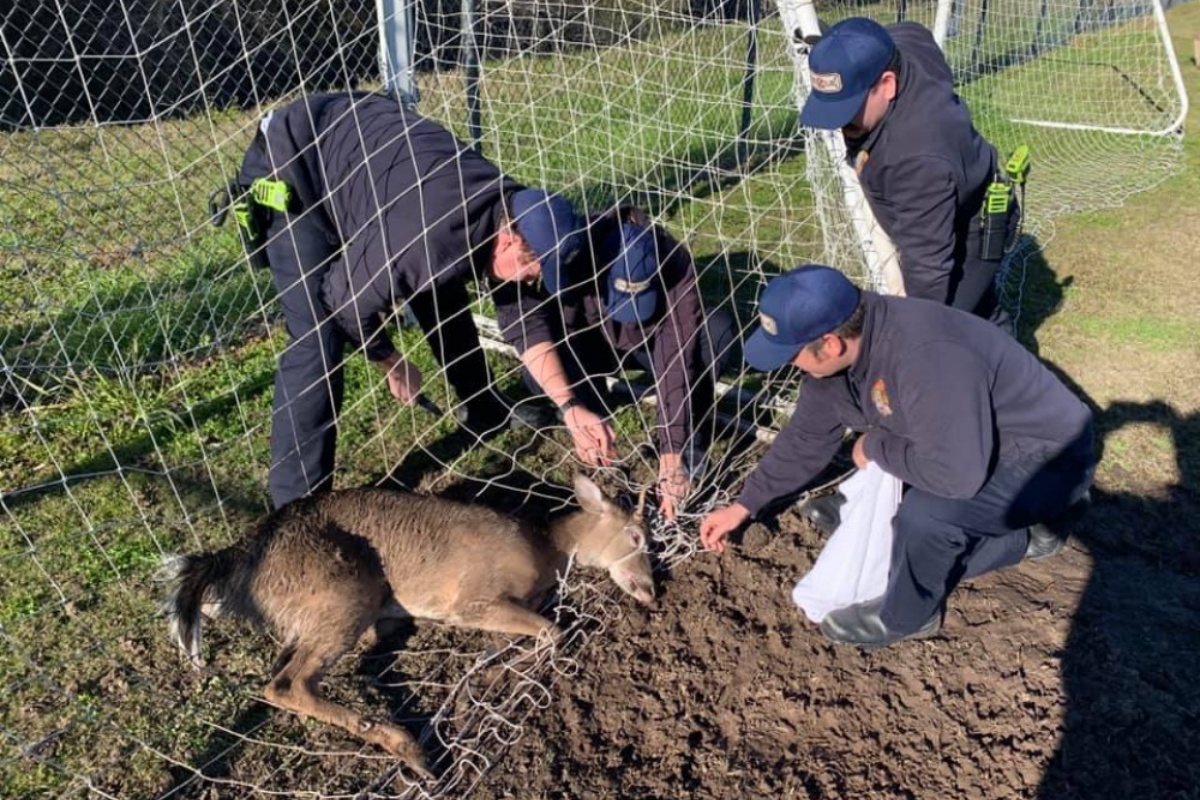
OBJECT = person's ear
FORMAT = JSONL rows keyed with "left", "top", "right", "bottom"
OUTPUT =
{"left": 880, "top": 70, "right": 898, "bottom": 102}
{"left": 822, "top": 333, "right": 847, "bottom": 358}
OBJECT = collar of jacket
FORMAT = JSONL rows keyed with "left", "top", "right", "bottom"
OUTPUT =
{"left": 847, "top": 292, "right": 885, "bottom": 393}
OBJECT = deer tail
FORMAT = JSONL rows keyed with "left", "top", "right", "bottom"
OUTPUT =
{"left": 157, "top": 551, "right": 235, "bottom": 670}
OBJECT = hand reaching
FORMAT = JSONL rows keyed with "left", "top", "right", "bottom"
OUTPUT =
{"left": 562, "top": 404, "right": 616, "bottom": 466}
{"left": 377, "top": 355, "right": 421, "bottom": 406}
{"left": 699, "top": 503, "right": 750, "bottom": 553}
{"left": 657, "top": 453, "right": 690, "bottom": 522}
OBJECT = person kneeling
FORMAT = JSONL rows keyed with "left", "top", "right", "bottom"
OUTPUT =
{"left": 699, "top": 266, "right": 1093, "bottom": 648}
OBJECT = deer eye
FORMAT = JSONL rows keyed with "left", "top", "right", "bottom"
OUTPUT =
{"left": 627, "top": 525, "right": 646, "bottom": 550}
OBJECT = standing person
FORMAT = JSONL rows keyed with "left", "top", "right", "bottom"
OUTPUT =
{"left": 801, "top": 17, "right": 1021, "bottom": 324}
{"left": 518, "top": 205, "right": 737, "bottom": 521}
{"left": 235, "top": 92, "right": 615, "bottom": 509}
{"left": 699, "top": 266, "right": 1093, "bottom": 648}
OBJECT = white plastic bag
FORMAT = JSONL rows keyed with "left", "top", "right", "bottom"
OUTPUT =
{"left": 791, "top": 462, "right": 902, "bottom": 623}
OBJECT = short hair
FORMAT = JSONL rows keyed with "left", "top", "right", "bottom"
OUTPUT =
{"left": 881, "top": 47, "right": 901, "bottom": 79}
{"left": 802, "top": 296, "right": 866, "bottom": 354}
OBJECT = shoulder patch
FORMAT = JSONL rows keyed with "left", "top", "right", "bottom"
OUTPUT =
{"left": 854, "top": 150, "right": 870, "bottom": 175}
{"left": 871, "top": 378, "right": 892, "bottom": 417}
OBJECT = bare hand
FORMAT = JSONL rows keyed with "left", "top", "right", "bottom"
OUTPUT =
{"left": 379, "top": 357, "right": 421, "bottom": 406}
{"left": 563, "top": 405, "right": 617, "bottom": 466}
{"left": 657, "top": 453, "right": 690, "bottom": 522}
{"left": 852, "top": 434, "right": 870, "bottom": 469}
{"left": 699, "top": 503, "right": 750, "bottom": 553}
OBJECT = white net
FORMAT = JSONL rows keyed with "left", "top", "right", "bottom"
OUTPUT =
{"left": 0, "top": 0, "right": 1185, "bottom": 797}
{"left": 785, "top": 0, "right": 1188, "bottom": 319}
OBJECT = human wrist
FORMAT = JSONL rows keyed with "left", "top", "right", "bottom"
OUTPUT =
{"left": 372, "top": 352, "right": 400, "bottom": 372}
{"left": 557, "top": 396, "right": 583, "bottom": 413}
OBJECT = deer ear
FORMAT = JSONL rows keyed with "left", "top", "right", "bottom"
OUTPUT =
{"left": 573, "top": 474, "right": 606, "bottom": 514}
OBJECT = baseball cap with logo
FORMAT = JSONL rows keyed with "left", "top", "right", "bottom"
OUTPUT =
{"left": 800, "top": 17, "right": 896, "bottom": 131}
{"left": 744, "top": 265, "right": 862, "bottom": 371}
{"left": 605, "top": 221, "right": 661, "bottom": 324}
{"left": 510, "top": 188, "right": 583, "bottom": 294}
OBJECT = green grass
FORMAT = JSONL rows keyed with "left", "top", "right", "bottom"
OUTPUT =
{"left": 1074, "top": 314, "right": 1192, "bottom": 351}
{"left": 1, "top": 5, "right": 1195, "bottom": 797}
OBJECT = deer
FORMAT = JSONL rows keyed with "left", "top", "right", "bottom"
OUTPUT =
{"left": 159, "top": 475, "right": 654, "bottom": 778}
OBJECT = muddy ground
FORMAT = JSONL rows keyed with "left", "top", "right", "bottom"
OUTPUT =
{"left": 129, "top": 462, "right": 1199, "bottom": 800}
{"left": 467, "top": 490, "right": 1200, "bottom": 800}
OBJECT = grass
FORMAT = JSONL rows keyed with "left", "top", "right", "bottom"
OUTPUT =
{"left": 1, "top": 3, "right": 1197, "bottom": 797}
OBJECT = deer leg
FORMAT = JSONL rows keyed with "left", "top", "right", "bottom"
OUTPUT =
{"left": 263, "top": 642, "right": 431, "bottom": 779}
{"left": 453, "top": 598, "right": 562, "bottom": 642}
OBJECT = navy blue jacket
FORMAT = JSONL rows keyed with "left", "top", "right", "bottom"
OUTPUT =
{"left": 238, "top": 92, "right": 550, "bottom": 361}
{"left": 529, "top": 207, "right": 706, "bottom": 455}
{"left": 847, "top": 24, "right": 1000, "bottom": 304}
{"left": 736, "top": 294, "right": 1092, "bottom": 515}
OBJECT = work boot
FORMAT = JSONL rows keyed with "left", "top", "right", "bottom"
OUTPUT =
{"left": 457, "top": 394, "right": 559, "bottom": 438}
{"left": 510, "top": 402, "right": 558, "bottom": 431}
{"left": 820, "top": 596, "right": 942, "bottom": 649}
{"left": 1024, "top": 493, "right": 1090, "bottom": 561}
{"left": 454, "top": 399, "right": 511, "bottom": 439}
{"left": 797, "top": 490, "right": 847, "bottom": 536}
{"left": 1024, "top": 523, "right": 1067, "bottom": 561}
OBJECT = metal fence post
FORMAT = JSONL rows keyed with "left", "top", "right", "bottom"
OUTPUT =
{"left": 463, "top": 0, "right": 483, "bottom": 151}
{"left": 378, "top": 0, "right": 419, "bottom": 107}
{"left": 737, "top": 0, "right": 762, "bottom": 167}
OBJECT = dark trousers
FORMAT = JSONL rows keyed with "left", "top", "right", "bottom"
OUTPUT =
{"left": 265, "top": 204, "right": 345, "bottom": 509}
{"left": 880, "top": 426, "right": 1095, "bottom": 634}
{"left": 950, "top": 203, "right": 1021, "bottom": 332}
{"left": 243, "top": 122, "right": 503, "bottom": 509}
{"left": 264, "top": 204, "right": 498, "bottom": 508}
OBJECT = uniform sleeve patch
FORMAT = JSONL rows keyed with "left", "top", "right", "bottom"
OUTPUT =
{"left": 871, "top": 378, "right": 893, "bottom": 416}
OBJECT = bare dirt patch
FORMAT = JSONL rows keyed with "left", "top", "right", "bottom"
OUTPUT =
{"left": 463, "top": 489, "right": 1199, "bottom": 800}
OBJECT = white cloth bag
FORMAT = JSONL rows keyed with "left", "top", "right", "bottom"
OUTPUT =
{"left": 791, "top": 462, "right": 902, "bottom": 623}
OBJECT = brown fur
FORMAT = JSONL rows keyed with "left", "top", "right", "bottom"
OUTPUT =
{"left": 160, "top": 475, "right": 653, "bottom": 776}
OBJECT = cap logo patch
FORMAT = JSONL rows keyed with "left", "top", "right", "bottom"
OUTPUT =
{"left": 559, "top": 239, "right": 582, "bottom": 266}
{"left": 811, "top": 72, "right": 843, "bottom": 93}
{"left": 760, "top": 313, "right": 779, "bottom": 336}
{"left": 614, "top": 277, "right": 651, "bottom": 294}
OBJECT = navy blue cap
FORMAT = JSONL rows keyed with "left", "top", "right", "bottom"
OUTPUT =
{"left": 744, "top": 265, "right": 861, "bottom": 371}
{"left": 510, "top": 188, "right": 583, "bottom": 294}
{"left": 800, "top": 17, "right": 896, "bottom": 130}
{"left": 605, "top": 222, "right": 661, "bottom": 324}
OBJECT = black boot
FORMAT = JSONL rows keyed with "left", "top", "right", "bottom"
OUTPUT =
{"left": 1024, "top": 493, "right": 1091, "bottom": 561}
{"left": 820, "top": 596, "right": 942, "bottom": 648}
{"left": 797, "top": 490, "right": 847, "bottom": 536}
{"left": 457, "top": 393, "right": 558, "bottom": 438}
{"left": 455, "top": 397, "right": 511, "bottom": 439}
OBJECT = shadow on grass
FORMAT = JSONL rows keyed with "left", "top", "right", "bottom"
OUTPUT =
{"left": 1022, "top": 252, "right": 1200, "bottom": 798}
{"left": 160, "top": 703, "right": 275, "bottom": 799}
{"left": 1038, "top": 392, "right": 1200, "bottom": 797}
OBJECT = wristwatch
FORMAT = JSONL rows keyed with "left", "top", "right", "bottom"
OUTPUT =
{"left": 558, "top": 397, "right": 583, "bottom": 413}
